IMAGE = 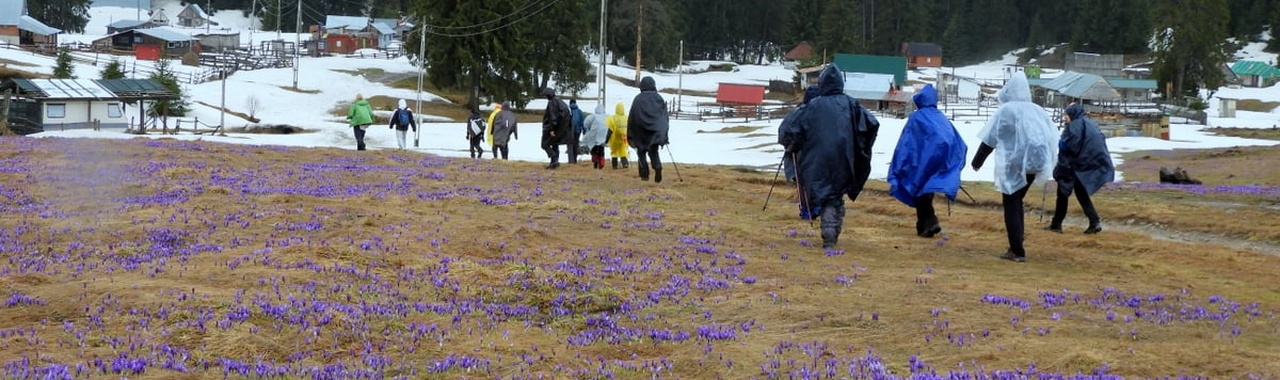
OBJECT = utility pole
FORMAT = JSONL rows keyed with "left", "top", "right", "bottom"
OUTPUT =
{"left": 136, "top": 0, "right": 140, "bottom": 20}
{"left": 633, "top": 3, "right": 642, "bottom": 85}
{"left": 249, "top": 0, "right": 257, "bottom": 48}
{"left": 677, "top": 40, "right": 683, "bottom": 112}
{"left": 292, "top": 0, "right": 301, "bottom": 88}
{"left": 219, "top": 69, "right": 227, "bottom": 133}
{"left": 598, "top": 0, "right": 606, "bottom": 106}
{"left": 276, "top": 0, "right": 282, "bottom": 40}
{"left": 206, "top": 0, "right": 211, "bottom": 34}
{"left": 414, "top": 24, "right": 426, "bottom": 148}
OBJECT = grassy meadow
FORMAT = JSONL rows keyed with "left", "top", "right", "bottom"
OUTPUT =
{"left": 0, "top": 136, "right": 1278, "bottom": 379}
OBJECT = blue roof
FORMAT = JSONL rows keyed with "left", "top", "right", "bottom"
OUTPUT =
{"left": 19, "top": 15, "right": 60, "bottom": 35}
{"left": 134, "top": 27, "right": 196, "bottom": 42}
{"left": 370, "top": 23, "right": 393, "bottom": 35}
{"left": 0, "top": 0, "right": 22, "bottom": 26}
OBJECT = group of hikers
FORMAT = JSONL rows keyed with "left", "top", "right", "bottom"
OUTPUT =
{"left": 780, "top": 65, "right": 1114, "bottom": 261}
{"left": 345, "top": 76, "right": 673, "bottom": 182}
{"left": 348, "top": 65, "right": 1115, "bottom": 261}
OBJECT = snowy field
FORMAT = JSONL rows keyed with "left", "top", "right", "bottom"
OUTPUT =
{"left": 11, "top": 5, "right": 1280, "bottom": 185}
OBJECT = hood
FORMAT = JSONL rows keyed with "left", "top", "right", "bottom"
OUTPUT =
{"left": 817, "top": 64, "right": 845, "bottom": 96}
{"left": 1065, "top": 102, "right": 1086, "bottom": 120}
{"left": 354, "top": 99, "right": 371, "bottom": 106}
{"left": 541, "top": 87, "right": 555, "bottom": 98}
{"left": 470, "top": 109, "right": 480, "bottom": 118}
{"left": 570, "top": 102, "right": 580, "bottom": 110}
{"left": 998, "top": 74, "right": 1032, "bottom": 103}
{"left": 501, "top": 101, "right": 512, "bottom": 109}
{"left": 595, "top": 103, "right": 606, "bottom": 115}
{"left": 639, "top": 76, "right": 657, "bottom": 92}
{"left": 397, "top": 99, "right": 407, "bottom": 109}
{"left": 802, "top": 85, "right": 819, "bottom": 105}
{"left": 614, "top": 102, "right": 625, "bottom": 116}
{"left": 913, "top": 84, "right": 938, "bottom": 109}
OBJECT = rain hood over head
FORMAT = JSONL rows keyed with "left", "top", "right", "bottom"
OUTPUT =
{"left": 1056, "top": 103, "right": 1115, "bottom": 195}
{"left": 977, "top": 73, "right": 1058, "bottom": 194}
{"left": 582, "top": 103, "right": 609, "bottom": 147}
{"left": 888, "top": 84, "right": 968, "bottom": 207}
{"left": 397, "top": 99, "right": 407, "bottom": 109}
{"left": 785, "top": 64, "right": 881, "bottom": 206}
{"left": 627, "top": 76, "right": 670, "bottom": 148}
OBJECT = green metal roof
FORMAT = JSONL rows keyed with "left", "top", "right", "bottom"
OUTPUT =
{"left": 1230, "top": 60, "right": 1280, "bottom": 78}
{"left": 831, "top": 54, "right": 907, "bottom": 85}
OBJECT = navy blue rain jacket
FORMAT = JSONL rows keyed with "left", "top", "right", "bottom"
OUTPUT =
{"left": 888, "top": 84, "right": 969, "bottom": 207}
{"left": 1055, "top": 103, "right": 1115, "bottom": 195}
{"left": 784, "top": 65, "right": 880, "bottom": 206}
{"left": 627, "top": 76, "right": 671, "bottom": 149}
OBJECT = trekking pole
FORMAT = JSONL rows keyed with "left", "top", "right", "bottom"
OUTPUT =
{"left": 791, "top": 153, "right": 814, "bottom": 228}
{"left": 413, "top": 115, "right": 420, "bottom": 148}
{"left": 1039, "top": 180, "right": 1050, "bottom": 222}
{"left": 763, "top": 155, "right": 786, "bottom": 211}
{"left": 665, "top": 145, "right": 684, "bottom": 182}
{"left": 958, "top": 185, "right": 978, "bottom": 204}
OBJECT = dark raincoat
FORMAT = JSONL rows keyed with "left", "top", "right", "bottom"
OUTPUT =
{"left": 888, "top": 84, "right": 968, "bottom": 207}
{"left": 541, "top": 88, "right": 572, "bottom": 146}
{"left": 627, "top": 76, "right": 670, "bottom": 149}
{"left": 1055, "top": 103, "right": 1115, "bottom": 195}
{"left": 784, "top": 64, "right": 880, "bottom": 206}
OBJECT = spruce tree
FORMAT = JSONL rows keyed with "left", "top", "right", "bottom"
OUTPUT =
{"left": 100, "top": 59, "right": 127, "bottom": 80}
{"left": 816, "top": 0, "right": 862, "bottom": 55}
{"left": 147, "top": 59, "right": 190, "bottom": 132}
{"left": 27, "top": 0, "right": 91, "bottom": 34}
{"left": 53, "top": 47, "right": 75, "bottom": 79}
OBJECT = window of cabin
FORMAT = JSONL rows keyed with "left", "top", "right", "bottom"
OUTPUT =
{"left": 108, "top": 103, "right": 123, "bottom": 118}
{"left": 47, "top": 103, "right": 66, "bottom": 118}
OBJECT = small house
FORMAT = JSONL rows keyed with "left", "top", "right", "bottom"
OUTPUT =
{"left": 0, "top": 0, "right": 62, "bottom": 46}
{"left": 900, "top": 42, "right": 942, "bottom": 69}
{"left": 783, "top": 41, "right": 814, "bottom": 69}
{"left": 150, "top": 8, "right": 170, "bottom": 26}
{"left": 324, "top": 15, "right": 369, "bottom": 34}
{"left": 715, "top": 83, "right": 767, "bottom": 118}
{"left": 92, "top": 27, "right": 200, "bottom": 60}
{"left": 0, "top": 78, "right": 177, "bottom": 133}
{"left": 176, "top": 4, "right": 215, "bottom": 28}
{"left": 195, "top": 31, "right": 239, "bottom": 51}
{"left": 364, "top": 22, "right": 394, "bottom": 49}
{"left": 832, "top": 53, "right": 908, "bottom": 86}
{"left": 106, "top": 19, "right": 155, "bottom": 34}
{"left": 1107, "top": 78, "right": 1158, "bottom": 103}
{"left": 1230, "top": 60, "right": 1280, "bottom": 88}
{"left": 795, "top": 64, "right": 826, "bottom": 86}
{"left": 1035, "top": 71, "right": 1121, "bottom": 108}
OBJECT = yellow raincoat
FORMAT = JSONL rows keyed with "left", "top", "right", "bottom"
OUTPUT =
{"left": 606, "top": 102, "right": 629, "bottom": 159}
{"left": 485, "top": 103, "right": 502, "bottom": 148}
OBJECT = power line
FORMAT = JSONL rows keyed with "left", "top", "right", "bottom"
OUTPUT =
{"left": 417, "top": 0, "right": 541, "bottom": 31}
{"left": 423, "top": 0, "right": 563, "bottom": 38}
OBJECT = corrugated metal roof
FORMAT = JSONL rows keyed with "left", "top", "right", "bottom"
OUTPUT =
{"left": 832, "top": 54, "right": 907, "bottom": 85}
{"left": 369, "top": 23, "right": 393, "bottom": 35}
{"left": 1038, "top": 71, "right": 1121, "bottom": 101}
{"left": 0, "top": 0, "right": 22, "bottom": 26}
{"left": 1107, "top": 79, "right": 1157, "bottom": 90}
{"left": 326, "top": 15, "right": 368, "bottom": 30}
{"left": 4, "top": 78, "right": 175, "bottom": 100}
{"left": 843, "top": 72, "right": 896, "bottom": 93}
{"left": 135, "top": 27, "right": 197, "bottom": 42}
{"left": 19, "top": 15, "right": 61, "bottom": 35}
{"left": 97, "top": 79, "right": 174, "bottom": 98}
{"left": 903, "top": 42, "right": 942, "bottom": 57}
{"left": 108, "top": 19, "right": 150, "bottom": 29}
{"left": 1230, "top": 60, "right": 1280, "bottom": 78}
{"left": 715, "top": 83, "right": 766, "bottom": 105}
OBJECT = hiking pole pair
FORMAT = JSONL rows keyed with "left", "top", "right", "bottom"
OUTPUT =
{"left": 763, "top": 155, "right": 786, "bottom": 211}
{"left": 791, "top": 153, "right": 814, "bottom": 228}
{"left": 1039, "top": 180, "right": 1050, "bottom": 222}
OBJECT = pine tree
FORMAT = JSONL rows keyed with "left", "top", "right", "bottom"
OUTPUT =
{"left": 100, "top": 59, "right": 127, "bottom": 80}
{"left": 53, "top": 47, "right": 75, "bottom": 79}
{"left": 785, "top": 0, "right": 823, "bottom": 48}
{"left": 816, "top": 0, "right": 863, "bottom": 55}
{"left": 27, "top": 0, "right": 91, "bottom": 34}
{"left": 147, "top": 59, "right": 190, "bottom": 131}
{"left": 941, "top": 5, "right": 975, "bottom": 65}
{"left": 1151, "top": 0, "right": 1231, "bottom": 99}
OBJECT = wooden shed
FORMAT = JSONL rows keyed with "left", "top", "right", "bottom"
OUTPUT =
{"left": 93, "top": 27, "right": 200, "bottom": 60}
{"left": 715, "top": 83, "right": 767, "bottom": 118}
{"left": 901, "top": 42, "right": 942, "bottom": 69}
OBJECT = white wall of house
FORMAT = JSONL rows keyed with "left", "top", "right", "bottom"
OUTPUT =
{"left": 41, "top": 100, "right": 130, "bottom": 128}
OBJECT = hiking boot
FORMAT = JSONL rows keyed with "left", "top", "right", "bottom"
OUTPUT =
{"left": 821, "top": 227, "right": 839, "bottom": 248}
{"left": 1044, "top": 225, "right": 1063, "bottom": 233}
{"left": 546, "top": 162, "right": 560, "bottom": 170}
{"left": 919, "top": 224, "right": 942, "bottom": 238}
{"left": 1084, "top": 225, "right": 1103, "bottom": 234}
{"left": 622, "top": 158, "right": 629, "bottom": 168}
{"left": 611, "top": 158, "right": 619, "bottom": 170}
{"left": 654, "top": 169, "right": 663, "bottom": 183}
{"left": 999, "top": 251, "right": 1026, "bottom": 263}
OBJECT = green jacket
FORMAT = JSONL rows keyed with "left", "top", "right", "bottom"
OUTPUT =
{"left": 347, "top": 100, "right": 374, "bottom": 126}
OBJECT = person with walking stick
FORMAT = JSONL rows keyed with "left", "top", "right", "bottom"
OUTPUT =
{"left": 970, "top": 73, "right": 1058, "bottom": 262}
{"left": 781, "top": 65, "right": 880, "bottom": 249}
{"left": 1046, "top": 102, "right": 1114, "bottom": 234}
{"left": 627, "top": 76, "right": 671, "bottom": 183}
{"left": 888, "top": 84, "right": 968, "bottom": 238}
{"left": 775, "top": 85, "right": 819, "bottom": 218}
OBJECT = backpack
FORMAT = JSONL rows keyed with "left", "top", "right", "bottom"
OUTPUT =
{"left": 397, "top": 109, "right": 411, "bottom": 128}
{"left": 469, "top": 116, "right": 485, "bottom": 136}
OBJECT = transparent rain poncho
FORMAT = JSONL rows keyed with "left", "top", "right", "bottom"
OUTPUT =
{"left": 977, "top": 74, "right": 1059, "bottom": 194}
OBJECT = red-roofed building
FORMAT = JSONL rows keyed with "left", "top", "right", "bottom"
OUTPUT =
{"left": 716, "top": 83, "right": 767, "bottom": 118}
{"left": 785, "top": 41, "right": 814, "bottom": 62}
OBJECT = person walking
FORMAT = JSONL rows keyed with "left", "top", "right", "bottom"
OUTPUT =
{"left": 1047, "top": 102, "right": 1114, "bottom": 234}
{"left": 541, "top": 88, "right": 571, "bottom": 169}
{"left": 388, "top": 99, "right": 417, "bottom": 150}
{"left": 490, "top": 101, "right": 518, "bottom": 160}
{"left": 970, "top": 73, "right": 1059, "bottom": 262}
{"left": 627, "top": 76, "right": 671, "bottom": 183}
{"left": 582, "top": 103, "right": 610, "bottom": 169}
{"left": 780, "top": 65, "right": 881, "bottom": 249}
{"left": 779, "top": 85, "right": 819, "bottom": 183}
{"left": 605, "top": 102, "right": 630, "bottom": 169}
{"left": 485, "top": 102, "right": 503, "bottom": 158}
{"left": 887, "top": 84, "right": 968, "bottom": 238}
{"left": 466, "top": 109, "right": 487, "bottom": 158}
{"left": 347, "top": 94, "right": 374, "bottom": 151}
{"left": 569, "top": 99, "right": 584, "bottom": 164}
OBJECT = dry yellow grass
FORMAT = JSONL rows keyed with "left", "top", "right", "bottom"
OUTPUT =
{"left": 0, "top": 137, "right": 1277, "bottom": 378}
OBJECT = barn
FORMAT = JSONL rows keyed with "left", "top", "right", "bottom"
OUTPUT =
{"left": 715, "top": 83, "right": 767, "bottom": 118}
{"left": 901, "top": 42, "right": 942, "bottom": 69}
